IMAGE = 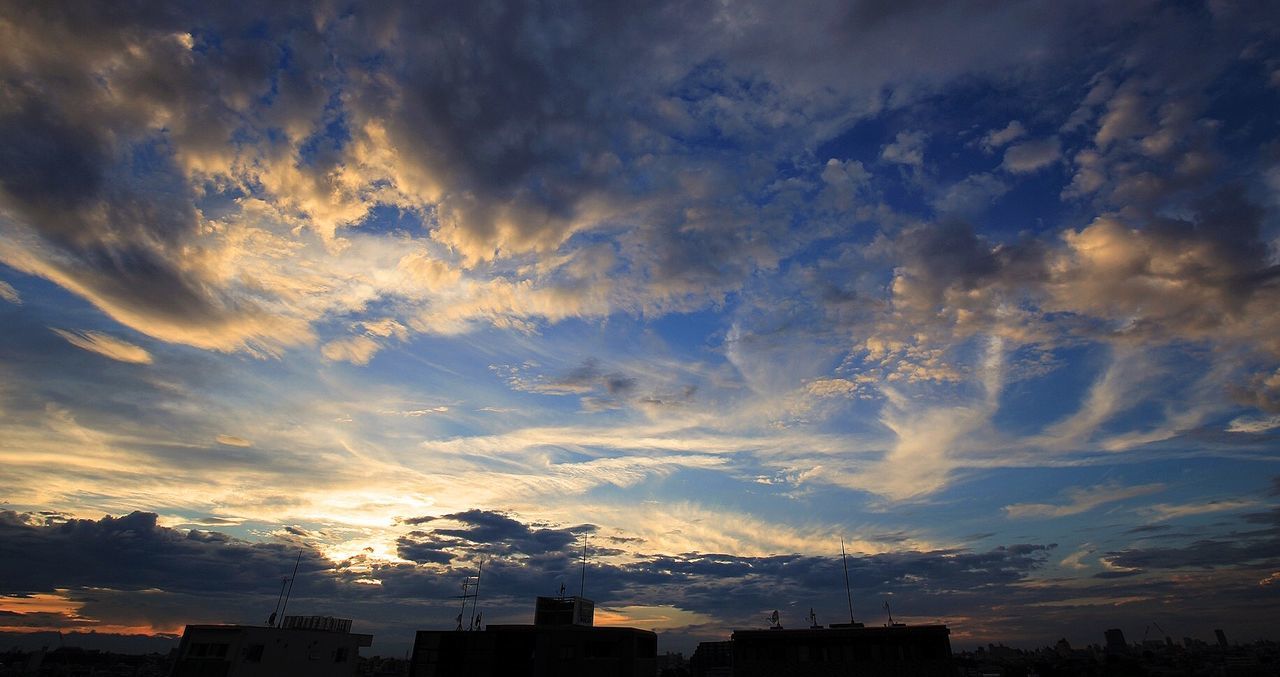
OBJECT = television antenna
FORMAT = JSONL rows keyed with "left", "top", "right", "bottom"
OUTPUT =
{"left": 884, "top": 600, "right": 904, "bottom": 627}
{"left": 578, "top": 536, "right": 588, "bottom": 598}
{"left": 277, "top": 550, "right": 302, "bottom": 627}
{"left": 454, "top": 560, "right": 484, "bottom": 632}
{"left": 840, "top": 538, "right": 855, "bottom": 625}
{"left": 470, "top": 558, "right": 484, "bottom": 631}
{"left": 266, "top": 576, "right": 287, "bottom": 626}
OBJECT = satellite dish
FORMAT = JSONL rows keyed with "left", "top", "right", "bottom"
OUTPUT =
{"left": 769, "top": 610, "right": 780, "bottom": 628}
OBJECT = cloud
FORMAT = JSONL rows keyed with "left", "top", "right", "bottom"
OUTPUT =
{"left": 1139, "top": 500, "right": 1261, "bottom": 522}
{"left": 0, "top": 280, "right": 19, "bottom": 304}
{"left": 1004, "top": 482, "right": 1165, "bottom": 519}
{"left": 1227, "top": 416, "right": 1280, "bottom": 434}
{"left": 321, "top": 336, "right": 383, "bottom": 366}
{"left": 881, "top": 130, "right": 927, "bottom": 167}
{"left": 1001, "top": 137, "right": 1061, "bottom": 173}
{"left": 932, "top": 173, "right": 1010, "bottom": 216}
{"left": 0, "top": 511, "right": 329, "bottom": 597}
{"left": 395, "top": 509, "right": 594, "bottom": 564}
{"left": 981, "top": 121, "right": 1027, "bottom": 151}
{"left": 50, "top": 329, "right": 153, "bottom": 364}
{"left": 1104, "top": 506, "right": 1280, "bottom": 571}
{"left": 214, "top": 434, "right": 252, "bottom": 448}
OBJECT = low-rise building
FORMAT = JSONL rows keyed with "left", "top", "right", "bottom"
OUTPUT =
{"left": 731, "top": 624, "right": 953, "bottom": 677}
{"left": 170, "top": 615, "right": 373, "bottom": 677}
{"left": 409, "top": 596, "right": 656, "bottom": 677}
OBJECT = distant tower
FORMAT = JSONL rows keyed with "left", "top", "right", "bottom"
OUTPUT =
{"left": 1105, "top": 628, "right": 1127, "bottom": 653}
{"left": 1215, "top": 629, "right": 1229, "bottom": 648}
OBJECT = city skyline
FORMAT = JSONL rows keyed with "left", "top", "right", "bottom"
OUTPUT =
{"left": 1, "top": 0, "right": 1279, "bottom": 659}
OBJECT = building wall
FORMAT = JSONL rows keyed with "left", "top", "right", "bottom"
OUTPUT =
{"left": 171, "top": 625, "right": 370, "bottom": 677}
{"left": 410, "top": 625, "right": 656, "bottom": 677}
{"left": 732, "top": 626, "right": 953, "bottom": 677}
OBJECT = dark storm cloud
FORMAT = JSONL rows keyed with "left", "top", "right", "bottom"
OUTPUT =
{"left": 5, "top": 505, "right": 1276, "bottom": 651}
{"left": 1104, "top": 507, "right": 1280, "bottom": 570}
{"left": 395, "top": 510, "right": 595, "bottom": 564}
{"left": 0, "top": 510, "right": 330, "bottom": 596}
{"left": 394, "top": 532, "right": 458, "bottom": 566}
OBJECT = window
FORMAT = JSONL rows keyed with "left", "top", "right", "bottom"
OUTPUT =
{"left": 243, "top": 644, "right": 264, "bottom": 663}
{"left": 334, "top": 647, "right": 349, "bottom": 663}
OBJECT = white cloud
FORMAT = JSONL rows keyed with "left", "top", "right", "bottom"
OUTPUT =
{"left": 1004, "top": 482, "right": 1165, "bottom": 519}
{"left": 881, "top": 131, "right": 927, "bottom": 167}
{"left": 215, "top": 434, "right": 253, "bottom": 448}
{"left": 50, "top": 329, "right": 153, "bottom": 364}
{"left": 1227, "top": 415, "right": 1280, "bottom": 433}
{"left": 0, "top": 280, "right": 19, "bottom": 304}
{"left": 980, "top": 120, "right": 1027, "bottom": 151}
{"left": 1001, "top": 137, "right": 1061, "bottom": 173}
{"left": 1140, "top": 499, "right": 1259, "bottom": 521}
{"left": 321, "top": 335, "right": 383, "bottom": 365}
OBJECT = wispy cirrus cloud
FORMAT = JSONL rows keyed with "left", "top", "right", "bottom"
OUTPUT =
{"left": 50, "top": 329, "right": 152, "bottom": 365}
{"left": 1004, "top": 482, "right": 1165, "bottom": 519}
{"left": 0, "top": 280, "right": 19, "bottom": 304}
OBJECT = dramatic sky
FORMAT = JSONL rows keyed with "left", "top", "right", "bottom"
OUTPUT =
{"left": 2, "top": 0, "right": 1279, "bottom": 657}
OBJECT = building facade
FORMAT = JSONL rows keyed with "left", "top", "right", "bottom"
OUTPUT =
{"left": 170, "top": 616, "right": 373, "bottom": 677}
{"left": 731, "top": 624, "right": 953, "bottom": 677}
{"left": 409, "top": 596, "right": 656, "bottom": 677}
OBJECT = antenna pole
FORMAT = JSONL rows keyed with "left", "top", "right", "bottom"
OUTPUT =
{"left": 841, "top": 538, "right": 855, "bottom": 624}
{"left": 278, "top": 550, "right": 302, "bottom": 627}
{"left": 268, "top": 577, "right": 287, "bottom": 625}
{"left": 579, "top": 537, "right": 587, "bottom": 598}
{"left": 456, "top": 578, "right": 471, "bottom": 631}
{"left": 469, "top": 559, "right": 483, "bottom": 631}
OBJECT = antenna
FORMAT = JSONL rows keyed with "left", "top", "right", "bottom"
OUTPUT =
{"left": 455, "top": 572, "right": 477, "bottom": 631}
{"left": 883, "top": 600, "right": 901, "bottom": 626}
{"left": 278, "top": 550, "right": 302, "bottom": 627}
{"left": 578, "top": 536, "right": 588, "bottom": 598}
{"left": 267, "top": 577, "right": 287, "bottom": 626}
{"left": 768, "top": 610, "right": 781, "bottom": 629}
{"left": 469, "top": 558, "right": 484, "bottom": 631}
{"left": 841, "top": 538, "right": 855, "bottom": 625}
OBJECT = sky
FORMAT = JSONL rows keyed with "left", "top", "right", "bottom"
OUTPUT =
{"left": 1, "top": 0, "right": 1279, "bottom": 658}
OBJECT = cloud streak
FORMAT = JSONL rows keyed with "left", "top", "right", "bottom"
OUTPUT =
{"left": 50, "top": 329, "right": 153, "bottom": 365}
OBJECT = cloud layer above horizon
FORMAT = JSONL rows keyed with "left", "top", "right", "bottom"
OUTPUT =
{"left": 1, "top": 0, "right": 1278, "bottom": 654}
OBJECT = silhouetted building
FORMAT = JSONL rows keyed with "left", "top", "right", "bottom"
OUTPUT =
{"left": 731, "top": 624, "right": 953, "bottom": 677}
{"left": 533, "top": 595, "right": 595, "bottom": 627}
{"left": 1105, "top": 628, "right": 1128, "bottom": 653}
{"left": 171, "top": 616, "right": 372, "bottom": 677}
{"left": 690, "top": 640, "right": 732, "bottom": 677}
{"left": 409, "top": 596, "right": 656, "bottom": 677}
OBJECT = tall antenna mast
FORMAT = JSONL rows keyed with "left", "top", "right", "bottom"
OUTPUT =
{"left": 278, "top": 550, "right": 302, "bottom": 627}
{"left": 841, "top": 538, "right": 855, "bottom": 624}
{"left": 578, "top": 536, "right": 588, "bottom": 598}
{"left": 267, "top": 577, "right": 287, "bottom": 626}
{"left": 455, "top": 578, "right": 472, "bottom": 631}
{"left": 469, "top": 559, "right": 484, "bottom": 631}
